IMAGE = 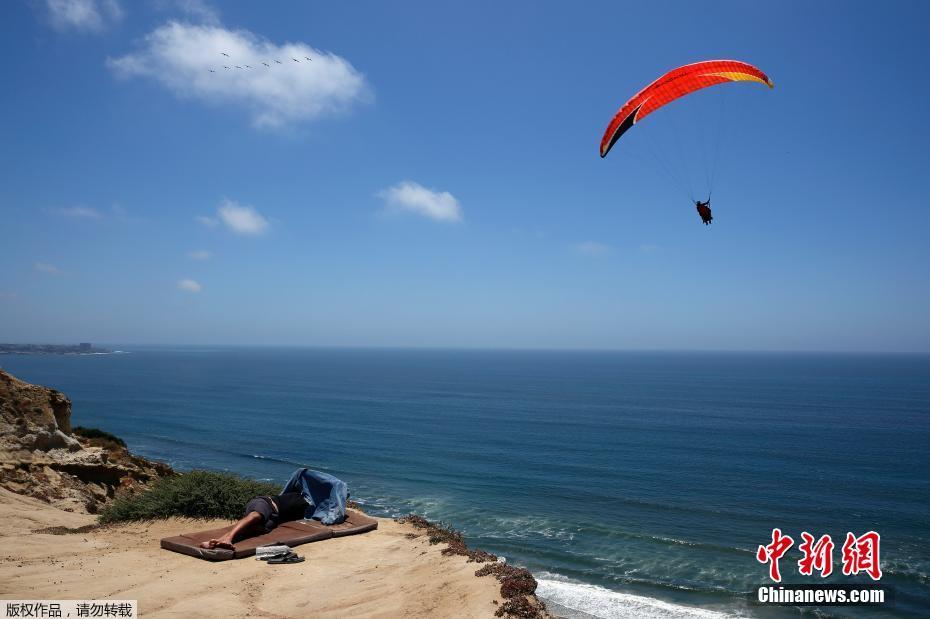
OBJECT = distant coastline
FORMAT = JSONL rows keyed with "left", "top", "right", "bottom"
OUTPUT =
{"left": 0, "top": 343, "right": 117, "bottom": 355}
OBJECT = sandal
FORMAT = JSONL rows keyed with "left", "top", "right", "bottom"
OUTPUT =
{"left": 258, "top": 551, "right": 293, "bottom": 561}
{"left": 267, "top": 554, "right": 305, "bottom": 564}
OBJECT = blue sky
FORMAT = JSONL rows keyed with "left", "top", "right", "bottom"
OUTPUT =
{"left": 1, "top": 0, "right": 929, "bottom": 351}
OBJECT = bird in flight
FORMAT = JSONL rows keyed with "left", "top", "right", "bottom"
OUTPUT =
{"left": 292, "top": 58, "right": 300, "bottom": 62}
{"left": 304, "top": 56, "right": 312, "bottom": 61}
{"left": 235, "top": 65, "right": 242, "bottom": 69}
{"left": 244, "top": 64, "right": 252, "bottom": 69}
{"left": 274, "top": 59, "right": 282, "bottom": 64}
{"left": 220, "top": 52, "right": 229, "bottom": 57}
{"left": 262, "top": 62, "right": 270, "bottom": 67}
{"left": 208, "top": 69, "right": 215, "bottom": 73}
{"left": 224, "top": 65, "right": 231, "bottom": 69}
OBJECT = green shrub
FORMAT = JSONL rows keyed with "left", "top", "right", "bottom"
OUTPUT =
{"left": 72, "top": 426, "right": 127, "bottom": 448}
{"left": 98, "top": 470, "right": 279, "bottom": 524}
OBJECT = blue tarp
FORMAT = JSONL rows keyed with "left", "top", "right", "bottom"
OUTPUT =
{"left": 280, "top": 468, "right": 348, "bottom": 525}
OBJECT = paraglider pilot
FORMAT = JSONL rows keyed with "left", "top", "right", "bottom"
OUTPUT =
{"left": 695, "top": 200, "right": 713, "bottom": 225}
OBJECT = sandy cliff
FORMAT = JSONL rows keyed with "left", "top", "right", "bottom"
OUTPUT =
{"left": 0, "top": 368, "right": 171, "bottom": 513}
{"left": 0, "top": 369, "right": 549, "bottom": 618}
{"left": 0, "top": 487, "right": 515, "bottom": 618}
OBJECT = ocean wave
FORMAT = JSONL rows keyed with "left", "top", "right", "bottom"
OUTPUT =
{"left": 535, "top": 577, "right": 744, "bottom": 619}
{"left": 606, "top": 530, "right": 752, "bottom": 556}
{"left": 599, "top": 573, "right": 741, "bottom": 597}
{"left": 146, "top": 434, "right": 315, "bottom": 470}
{"left": 883, "top": 562, "right": 930, "bottom": 585}
{"left": 477, "top": 518, "right": 749, "bottom": 555}
{"left": 473, "top": 515, "right": 579, "bottom": 542}
{"left": 351, "top": 494, "right": 452, "bottom": 520}
{"left": 248, "top": 453, "right": 313, "bottom": 468}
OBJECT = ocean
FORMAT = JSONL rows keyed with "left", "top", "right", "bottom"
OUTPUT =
{"left": 2, "top": 348, "right": 928, "bottom": 618}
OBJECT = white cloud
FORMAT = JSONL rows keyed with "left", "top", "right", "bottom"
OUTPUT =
{"left": 195, "top": 215, "right": 218, "bottom": 227}
{"left": 34, "top": 262, "right": 61, "bottom": 274}
{"left": 197, "top": 200, "right": 267, "bottom": 234}
{"left": 45, "top": 0, "right": 123, "bottom": 32}
{"left": 575, "top": 241, "right": 611, "bottom": 256}
{"left": 216, "top": 199, "right": 269, "bottom": 235}
{"left": 49, "top": 204, "right": 141, "bottom": 222}
{"left": 378, "top": 181, "right": 463, "bottom": 223}
{"left": 57, "top": 206, "right": 101, "bottom": 219}
{"left": 107, "top": 21, "right": 370, "bottom": 128}
{"left": 188, "top": 249, "right": 211, "bottom": 260}
{"left": 178, "top": 278, "right": 202, "bottom": 293}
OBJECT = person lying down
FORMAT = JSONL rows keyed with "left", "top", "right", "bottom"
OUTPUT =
{"left": 200, "top": 492, "right": 308, "bottom": 550}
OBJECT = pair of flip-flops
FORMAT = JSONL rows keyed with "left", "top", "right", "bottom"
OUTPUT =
{"left": 259, "top": 550, "right": 304, "bottom": 564}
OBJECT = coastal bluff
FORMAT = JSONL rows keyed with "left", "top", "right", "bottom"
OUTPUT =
{"left": 0, "top": 369, "right": 550, "bottom": 618}
{"left": 0, "top": 368, "right": 171, "bottom": 513}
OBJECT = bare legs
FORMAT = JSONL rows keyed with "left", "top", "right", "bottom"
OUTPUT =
{"left": 200, "top": 510, "right": 265, "bottom": 550}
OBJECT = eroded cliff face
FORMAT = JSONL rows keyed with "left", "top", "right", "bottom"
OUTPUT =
{"left": 0, "top": 369, "right": 172, "bottom": 513}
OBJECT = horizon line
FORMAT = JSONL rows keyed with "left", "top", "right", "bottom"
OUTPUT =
{"left": 2, "top": 342, "right": 928, "bottom": 356}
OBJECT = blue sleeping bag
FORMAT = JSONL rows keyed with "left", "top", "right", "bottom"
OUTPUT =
{"left": 280, "top": 468, "right": 348, "bottom": 525}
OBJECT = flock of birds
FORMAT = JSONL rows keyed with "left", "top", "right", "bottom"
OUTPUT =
{"left": 207, "top": 51, "right": 312, "bottom": 73}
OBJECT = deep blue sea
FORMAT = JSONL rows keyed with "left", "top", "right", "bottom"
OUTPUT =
{"left": 2, "top": 348, "right": 928, "bottom": 618}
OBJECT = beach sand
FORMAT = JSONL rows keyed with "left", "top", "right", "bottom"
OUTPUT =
{"left": 0, "top": 488, "right": 505, "bottom": 618}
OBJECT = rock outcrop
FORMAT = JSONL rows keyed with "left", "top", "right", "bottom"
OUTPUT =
{"left": 0, "top": 368, "right": 172, "bottom": 513}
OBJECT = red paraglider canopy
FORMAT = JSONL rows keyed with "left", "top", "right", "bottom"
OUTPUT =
{"left": 600, "top": 60, "right": 773, "bottom": 158}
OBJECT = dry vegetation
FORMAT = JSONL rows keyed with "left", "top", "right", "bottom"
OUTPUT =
{"left": 397, "top": 514, "right": 547, "bottom": 618}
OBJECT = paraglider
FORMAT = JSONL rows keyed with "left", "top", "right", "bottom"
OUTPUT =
{"left": 599, "top": 60, "right": 773, "bottom": 224}
{"left": 695, "top": 200, "right": 713, "bottom": 225}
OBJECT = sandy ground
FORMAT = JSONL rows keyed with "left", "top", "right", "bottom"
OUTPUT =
{"left": 0, "top": 488, "right": 504, "bottom": 618}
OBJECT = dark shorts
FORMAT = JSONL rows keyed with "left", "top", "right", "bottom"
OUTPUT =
{"left": 244, "top": 493, "right": 308, "bottom": 532}
{"left": 244, "top": 496, "right": 277, "bottom": 531}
